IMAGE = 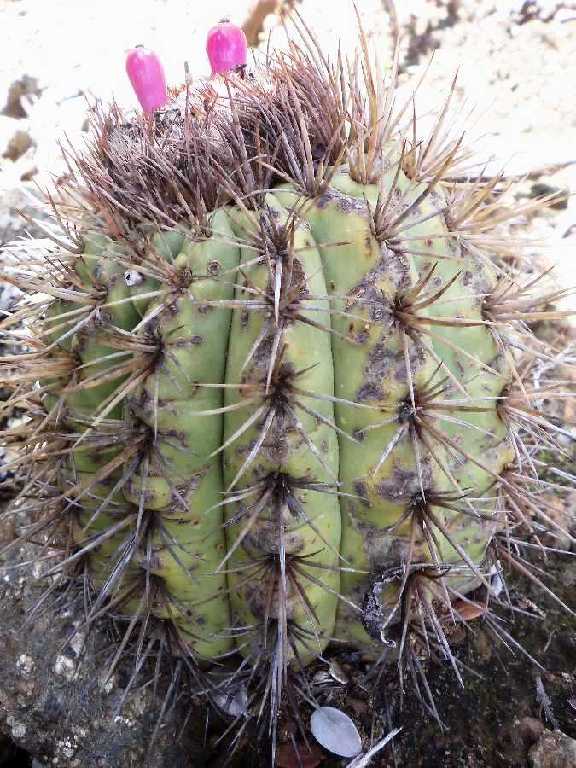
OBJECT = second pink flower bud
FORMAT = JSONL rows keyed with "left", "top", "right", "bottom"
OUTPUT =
{"left": 206, "top": 20, "right": 248, "bottom": 76}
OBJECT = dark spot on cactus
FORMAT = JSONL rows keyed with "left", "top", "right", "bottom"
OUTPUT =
{"left": 394, "top": 343, "right": 426, "bottom": 383}
{"left": 369, "top": 304, "right": 388, "bottom": 322}
{"left": 314, "top": 191, "right": 333, "bottom": 210}
{"left": 157, "top": 427, "right": 188, "bottom": 448}
{"left": 356, "top": 382, "right": 383, "bottom": 402}
{"left": 352, "top": 428, "right": 365, "bottom": 442}
{"left": 353, "top": 481, "right": 370, "bottom": 506}
{"left": 244, "top": 578, "right": 296, "bottom": 621}
{"left": 190, "top": 335, "right": 203, "bottom": 345}
{"left": 320, "top": 189, "right": 366, "bottom": 215}
{"left": 240, "top": 308, "right": 249, "bottom": 327}
{"left": 365, "top": 340, "right": 398, "bottom": 376}
{"left": 378, "top": 465, "right": 432, "bottom": 500}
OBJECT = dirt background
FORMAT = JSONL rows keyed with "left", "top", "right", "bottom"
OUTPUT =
{"left": 0, "top": 1, "right": 575, "bottom": 767}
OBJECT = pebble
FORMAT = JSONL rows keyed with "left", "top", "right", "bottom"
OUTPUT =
{"left": 2, "top": 75, "right": 41, "bottom": 119}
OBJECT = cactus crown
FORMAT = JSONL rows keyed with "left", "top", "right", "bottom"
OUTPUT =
{"left": 1, "top": 14, "right": 574, "bottom": 764}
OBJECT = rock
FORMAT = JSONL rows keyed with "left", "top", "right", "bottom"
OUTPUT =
{"left": 2, "top": 75, "right": 42, "bottom": 119}
{"left": 2, "top": 127, "right": 33, "bottom": 161}
{"left": 499, "top": 717, "right": 545, "bottom": 765}
{"left": 0, "top": 183, "right": 51, "bottom": 243}
{"left": 0, "top": 553, "right": 213, "bottom": 767}
{"left": 528, "top": 729, "right": 576, "bottom": 768}
{"left": 19, "top": 164, "right": 37, "bottom": 182}
{"left": 0, "top": 115, "right": 33, "bottom": 162}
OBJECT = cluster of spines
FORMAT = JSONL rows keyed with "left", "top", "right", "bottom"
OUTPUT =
{"left": 0, "top": 13, "right": 574, "bottom": 763}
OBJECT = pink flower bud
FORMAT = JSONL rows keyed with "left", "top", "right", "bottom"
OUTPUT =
{"left": 125, "top": 46, "right": 168, "bottom": 114}
{"left": 206, "top": 20, "right": 248, "bottom": 76}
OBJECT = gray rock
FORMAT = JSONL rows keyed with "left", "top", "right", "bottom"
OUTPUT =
{"left": 0, "top": 552, "right": 212, "bottom": 767}
{"left": 528, "top": 729, "right": 576, "bottom": 768}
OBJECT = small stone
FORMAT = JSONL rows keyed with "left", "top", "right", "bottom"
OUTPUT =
{"left": 2, "top": 126, "right": 33, "bottom": 161}
{"left": 20, "top": 165, "right": 38, "bottom": 182}
{"left": 16, "top": 655, "right": 35, "bottom": 676}
{"left": 528, "top": 729, "right": 576, "bottom": 768}
{"left": 53, "top": 655, "right": 75, "bottom": 681}
{"left": 499, "top": 716, "right": 545, "bottom": 764}
{"left": 519, "top": 717, "right": 546, "bottom": 746}
{"left": 0, "top": 116, "right": 32, "bottom": 161}
{"left": 2, "top": 75, "right": 42, "bottom": 119}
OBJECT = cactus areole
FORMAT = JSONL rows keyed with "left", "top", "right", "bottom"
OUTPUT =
{"left": 2, "top": 16, "right": 573, "bottom": 760}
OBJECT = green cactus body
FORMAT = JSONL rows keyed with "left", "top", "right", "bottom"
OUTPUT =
{"left": 40, "top": 164, "right": 513, "bottom": 663}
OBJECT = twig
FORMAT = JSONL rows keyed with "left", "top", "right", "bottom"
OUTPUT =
{"left": 346, "top": 727, "right": 403, "bottom": 768}
{"left": 535, "top": 675, "right": 559, "bottom": 729}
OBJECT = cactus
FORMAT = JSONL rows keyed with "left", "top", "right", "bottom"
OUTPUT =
{"left": 1, "top": 15, "right": 574, "bottom": 763}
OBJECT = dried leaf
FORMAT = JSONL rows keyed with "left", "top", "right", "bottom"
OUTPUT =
{"left": 452, "top": 599, "right": 489, "bottom": 622}
{"left": 214, "top": 683, "right": 248, "bottom": 717}
{"left": 345, "top": 727, "right": 402, "bottom": 768}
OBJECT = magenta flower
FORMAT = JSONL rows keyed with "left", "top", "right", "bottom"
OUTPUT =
{"left": 125, "top": 46, "right": 168, "bottom": 114}
{"left": 206, "top": 20, "right": 248, "bottom": 76}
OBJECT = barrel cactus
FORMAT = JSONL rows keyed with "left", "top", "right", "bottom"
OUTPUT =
{"left": 1, "top": 14, "right": 573, "bottom": 762}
